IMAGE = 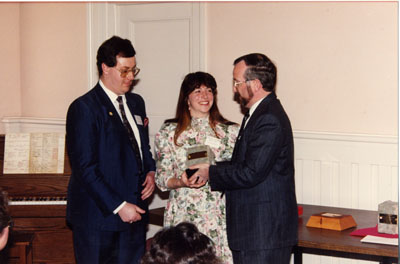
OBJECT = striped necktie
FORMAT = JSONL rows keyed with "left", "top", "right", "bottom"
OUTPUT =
{"left": 116, "top": 96, "right": 143, "bottom": 173}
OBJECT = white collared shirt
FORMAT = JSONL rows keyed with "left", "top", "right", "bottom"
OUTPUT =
{"left": 99, "top": 80, "right": 142, "bottom": 156}
{"left": 244, "top": 95, "right": 267, "bottom": 128}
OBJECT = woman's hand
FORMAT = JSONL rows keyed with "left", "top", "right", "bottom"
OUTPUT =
{"left": 166, "top": 170, "right": 206, "bottom": 189}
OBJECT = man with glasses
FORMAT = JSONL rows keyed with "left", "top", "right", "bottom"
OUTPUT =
{"left": 191, "top": 53, "right": 298, "bottom": 264}
{"left": 66, "top": 36, "right": 156, "bottom": 263}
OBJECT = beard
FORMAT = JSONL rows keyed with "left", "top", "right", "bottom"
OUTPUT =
{"left": 233, "top": 84, "right": 254, "bottom": 110}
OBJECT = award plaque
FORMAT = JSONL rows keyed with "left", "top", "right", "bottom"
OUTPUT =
{"left": 378, "top": 200, "right": 398, "bottom": 235}
{"left": 186, "top": 145, "right": 215, "bottom": 168}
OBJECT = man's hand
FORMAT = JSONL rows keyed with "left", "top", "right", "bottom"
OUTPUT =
{"left": 118, "top": 202, "right": 145, "bottom": 223}
{"left": 141, "top": 171, "right": 155, "bottom": 200}
{"left": 189, "top": 163, "right": 210, "bottom": 188}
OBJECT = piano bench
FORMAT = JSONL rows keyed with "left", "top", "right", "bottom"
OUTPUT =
{"left": 7, "top": 231, "right": 34, "bottom": 264}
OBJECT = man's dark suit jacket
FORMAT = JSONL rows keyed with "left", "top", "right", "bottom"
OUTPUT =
{"left": 209, "top": 92, "right": 298, "bottom": 251}
{"left": 66, "top": 83, "right": 156, "bottom": 231}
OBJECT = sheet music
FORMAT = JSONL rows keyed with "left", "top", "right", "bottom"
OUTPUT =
{"left": 3, "top": 133, "right": 30, "bottom": 173}
{"left": 4, "top": 133, "right": 65, "bottom": 174}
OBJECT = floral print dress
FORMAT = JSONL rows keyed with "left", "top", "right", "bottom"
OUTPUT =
{"left": 155, "top": 117, "right": 239, "bottom": 264}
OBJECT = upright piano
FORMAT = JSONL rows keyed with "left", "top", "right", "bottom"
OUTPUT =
{"left": 0, "top": 135, "right": 75, "bottom": 263}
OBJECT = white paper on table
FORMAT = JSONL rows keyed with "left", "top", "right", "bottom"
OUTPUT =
{"left": 360, "top": 235, "right": 398, "bottom": 246}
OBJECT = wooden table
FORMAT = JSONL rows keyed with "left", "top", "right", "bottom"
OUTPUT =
{"left": 294, "top": 204, "right": 398, "bottom": 264}
{"left": 149, "top": 204, "right": 398, "bottom": 264}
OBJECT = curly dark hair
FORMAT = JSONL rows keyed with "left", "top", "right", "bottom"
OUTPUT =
{"left": 0, "top": 190, "right": 10, "bottom": 231}
{"left": 141, "top": 222, "right": 222, "bottom": 264}
{"left": 96, "top": 36, "right": 136, "bottom": 77}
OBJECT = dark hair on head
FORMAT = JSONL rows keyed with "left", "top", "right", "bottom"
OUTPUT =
{"left": 234, "top": 53, "right": 277, "bottom": 92}
{"left": 141, "top": 222, "right": 222, "bottom": 264}
{"left": 166, "top": 71, "right": 235, "bottom": 145}
{"left": 96, "top": 36, "right": 136, "bottom": 77}
{"left": 0, "top": 190, "right": 10, "bottom": 231}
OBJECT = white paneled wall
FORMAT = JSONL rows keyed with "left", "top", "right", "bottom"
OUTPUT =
{"left": 294, "top": 131, "right": 398, "bottom": 209}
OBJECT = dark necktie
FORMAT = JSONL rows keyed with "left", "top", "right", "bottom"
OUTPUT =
{"left": 238, "top": 111, "right": 250, "bottom": 138}
{"left": 231, "top": 111, "right": 249, "bottom": 161}
{"left": 116, "top": 96, "right": 143, "bottom": 173}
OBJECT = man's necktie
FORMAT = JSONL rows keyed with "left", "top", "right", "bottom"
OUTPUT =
{"left": 237, "top": 111, "right": 250, "bottom": 139}
{"left": 231, "top": 111, "right": 249, "bottom": 163}
{"left": 116, "top": 96, "right": 143, "bottom": 173}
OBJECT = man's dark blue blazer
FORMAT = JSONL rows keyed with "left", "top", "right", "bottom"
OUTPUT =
{"left": 66, "top": 83, "right": 156, "bottom": 231}
{"left": 209, "top": 92, "right": 298, "bottom": 251}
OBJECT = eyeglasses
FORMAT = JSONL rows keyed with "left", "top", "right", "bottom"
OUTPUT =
{"left": 232, "top": 79, "right": 250, "bottom": 88}
{"left": 115, "top": 67, "right": 140, "bottom": 78}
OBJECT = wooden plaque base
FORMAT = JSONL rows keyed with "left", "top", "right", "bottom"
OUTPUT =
{"left": 306, "top": 212, "right": 357, "bottom": 231}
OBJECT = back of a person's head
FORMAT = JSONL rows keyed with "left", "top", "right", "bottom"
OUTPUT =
{"left": 141, "top": 222, "right": 222, "bottom": 264}
{"left": 0, "top": 190, "right": 9, "bottom": 231}
{"left": 0, "top": 190, "right": 10, "bottom": 251}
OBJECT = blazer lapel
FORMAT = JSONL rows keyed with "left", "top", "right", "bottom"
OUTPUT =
{"left": 231, "top": 92, "right": 277, "bottom": 161}
{"left": 125, "top": 95, "right": 146, "bottom": 146}
{"left": 93, "top": 84, "right": 126, "bottom": 131}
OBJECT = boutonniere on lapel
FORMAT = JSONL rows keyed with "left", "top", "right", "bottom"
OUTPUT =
{"left": 143, "top": 117, "right": 149, "bottom": 128}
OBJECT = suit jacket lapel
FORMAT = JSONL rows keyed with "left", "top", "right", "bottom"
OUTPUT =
{"left": 125, "top": 95, "right": 146, "bottom": 146}
{"left": 93, "top": 84, "right": 127, "bottom": 131}
{"left": 231, "top": 92, "right": 277, "bottom": 160}
{"left": 245, "top": 92, "right": 276, "bottom": 128}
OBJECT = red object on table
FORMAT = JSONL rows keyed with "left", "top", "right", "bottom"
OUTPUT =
{"left": 350, "top": 225, "right": 398, "bottom": 238}
{"left": 298, "top": 205, "right": 303, "bottom": 217}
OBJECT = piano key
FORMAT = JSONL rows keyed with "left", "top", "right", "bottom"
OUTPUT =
{"left": 9, "top": 197, "right": 67, "bottom": 206}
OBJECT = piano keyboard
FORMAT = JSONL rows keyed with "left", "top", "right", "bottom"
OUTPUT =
{"left": 9, "top": 197, "right": 67, "bottom": 205}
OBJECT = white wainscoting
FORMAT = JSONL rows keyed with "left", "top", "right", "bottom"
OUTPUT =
{"left": 3, "top": 118, "right": 398, "bottom": 262}
{"left": 295, "top": 131, "right": 398, "bottom": 209}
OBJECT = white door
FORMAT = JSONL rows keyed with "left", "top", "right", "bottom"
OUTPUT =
{"left": 115, "top": 2, "right": 204, "bottom": 140}
{"left": 88, "top": 2, "right": 204, "bottom": 237}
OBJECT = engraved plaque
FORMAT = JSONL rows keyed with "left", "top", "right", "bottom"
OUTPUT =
{"left": 185, "top": 145, "right": 215, "bottom": 168}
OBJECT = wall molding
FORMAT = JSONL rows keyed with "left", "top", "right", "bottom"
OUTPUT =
{"left": 294, "top": 130, "right": 397, "bottom": 144}
{"left": 2, "top": 117, "right": 66, "bottom": 133}
{"left": 2, "top": 116, "right": 397, "bottom": 144}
